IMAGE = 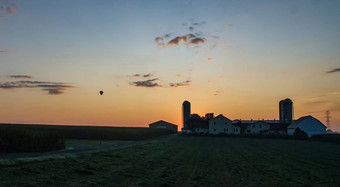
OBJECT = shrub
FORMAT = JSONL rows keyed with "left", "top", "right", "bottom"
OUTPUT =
{"left": 0, "top": 127, "right": 65, "bottom": 153}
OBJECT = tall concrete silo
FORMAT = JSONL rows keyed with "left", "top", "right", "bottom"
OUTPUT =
{"left": 279, "top": 98, "right": 293, "bottom": 122}
{"left": 182, "top": 100, "right": 191, "bottom": 129}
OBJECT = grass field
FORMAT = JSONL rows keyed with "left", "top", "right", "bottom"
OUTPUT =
{"left": 0, "top": 136, "right": 339, "bottom": 186}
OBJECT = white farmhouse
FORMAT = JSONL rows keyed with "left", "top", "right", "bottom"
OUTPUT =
{"left": 209, "top": 114, "right": 240, "bottom": 135}
{"left": 287, "top": 116, "right": 326, "bottom": 137}
{"left": 246, "top": 121, "right": 270, "bottom": 134}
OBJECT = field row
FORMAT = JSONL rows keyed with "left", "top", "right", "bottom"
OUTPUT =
{"left": 1, "top": 136, "right": 339, "bottom": 186}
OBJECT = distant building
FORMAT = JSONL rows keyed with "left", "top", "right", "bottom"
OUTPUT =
{"left": 149, "top": 120, "right": 178, "bottom": 133}
{"left": 209, "top": 114, "right": 240, "bottom": 135}
{"left": 233, "top": 120, "right": 290, "bottom": 135}
{"left": 279, "top": 98, "right": 293, "bottom": 122}
{"left": 287, "top": 116, "right": 326, "bottom": 137}
{"left": 246, "top": 121, "right": 270, "bottom": 134}
{"left": 182, "top": 100, "right": 191, "bottom": 129}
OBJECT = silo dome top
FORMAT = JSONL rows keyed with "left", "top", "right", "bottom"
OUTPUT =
{"left": 284, "top": 98, "right": 292, "bottom": 102}
{"left": 183, "top": 100, "right": 190, "bottom": 104}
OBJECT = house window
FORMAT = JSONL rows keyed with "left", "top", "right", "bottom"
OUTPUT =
{"left": 227, "top": 129, "right": 228, "bottom": 132}
{"left": 253, "top": 125, "right": 255, "bottom": 128}
{"left": 225, "top": 122, "right": 227, "bottom": 124}
{"left": 224, "top": 129, "right": 226, "bottom": 132}
{"left": 214, "top": 122, "right": 216, "bottom": 125}
{"left": 259, "top": 125, "right": 262, "bottom": 128}
{"left": 214, "top": 129, "right": 216, "bottom": 132}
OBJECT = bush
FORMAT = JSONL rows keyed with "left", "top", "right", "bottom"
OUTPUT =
{"left": 0, "top": 127, "right": 65, "bottom": 153}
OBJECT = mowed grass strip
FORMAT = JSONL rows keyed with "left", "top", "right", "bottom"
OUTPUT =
{"left": 0, "top": 136, "right": 339, "bottom": 186}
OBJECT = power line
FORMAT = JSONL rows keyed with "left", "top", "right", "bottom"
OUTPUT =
{"left": 325, "top": 110, "right": 331, "bottom": 129}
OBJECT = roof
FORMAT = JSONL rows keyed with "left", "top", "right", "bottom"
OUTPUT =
{"left": 212, "top": 114, "right": 232, "bottom": 122}
{"left": 287, "top": 115, "right": 326, "bottom": 129}
{"left": 280, "top": 98, "right": 292, "bottom": 103}
{"left": 232, "top": 120, "right": 291, "bottom": 131}
{"left": 149, "top": 120, "right": 177, "bottom": 127}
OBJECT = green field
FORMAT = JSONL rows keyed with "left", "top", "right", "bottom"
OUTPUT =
{"left": 1, "top": 136, "right": 339, "bottom": 186}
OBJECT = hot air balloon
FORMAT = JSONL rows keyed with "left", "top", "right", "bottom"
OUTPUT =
{"left": 99, "top": 91, "right": 103, "bottom": 95}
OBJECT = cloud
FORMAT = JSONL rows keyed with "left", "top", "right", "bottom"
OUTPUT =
{"left": 225, "top": 24, "right": 231, "bottom": 28}
{"left": 176, "top": 74, "right": 184, "bottom": 77}
{"left": 129, "top": 74, "right": 191, "bottom": 88}
{"left": 169, "top": 80, "right": 191, "bottom": 88}
{"left": 143, "top": 73, "right": 153, "bottom": 78}
{"left": 0, "top": 1, "right": 17, "bottom": 16}
{"left": 6, "top": 3, "right": 16, "bottom": 14}
{"left": 0, "top": 80, "right": 74, "bottom": 95}
{"left": 159, "top": 34, "right": 203, "bottom": 47}
{"left": 131, "top": 73, "right": 153, "bottom": 78}
{"left": 130, "top": 78, "right": 161, "bottom": 88}
{"left": 326, "top": 68, "right": 340, "bottom": 74}
{"left": 41, "top": 88, "right": 65, "bottom": 95}
{"left": 9, "top": 75, "right": 32, "bottom": 79}
{"left": 192, "top": 21, "right": 205, "bottom": 26}
{"left": 207, "top": 58, "right": 213, "bottom": 61}
{"left": 0, "top": 50, "right": 7, "bottom": 53}
{"left": 214, "top": 90, "right": 220, "bottom": 96}
{"left": 189, "top": 38, "right": 205, "bottom": 45}
{"left": 154, "top": 37, "right": 163, "bottom": 42}
{"left": 167, "top": 36, "right": 187, "bottom": 46}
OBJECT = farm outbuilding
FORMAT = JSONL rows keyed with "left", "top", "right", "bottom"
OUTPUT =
{"left": 209, "top": 114, "right": 240, "bottom": 135}
{"left": 287, "top": 116, "right": 326, "bottom": 137}
{"left": 246, "top": 121, "right": 270, "bottom": 134}
{"left": 149, "top": 120, "right": 178, "bottom": 133}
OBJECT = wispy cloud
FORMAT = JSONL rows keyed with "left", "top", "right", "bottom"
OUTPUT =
{"left": 131, "top": 73, "right": 153, "bottom": 78}
{"left": 167, "top": 36, "right": 188, "bottom": 46}
{"left": 0, "top": 80, "right": 74, "bottom": 95}
{"left": 207, "top": 58, "right": 214, "bottom": 61}
{"left": 129, "top": 73, "right": 191, "bottom": 88}
{"left": 176, "top": 74, "right": 184, "bottom": 77}
{"left": 9, "top": 75, "right": 33, "bottom": 79}
{"left": 326, "top": 68, "right": 340, "bottom": 74}
{"left": 169, "top": 80, "right": 191, "bottom": 88}
{"left": 0, "top": 50, "right": 8, "bottom": 53}
{"left": 0, "top": 0, "right": 17, "bottom": 16}
{"left": 130, "top": 78, "right": 161, "bottom": 88}
{"left": 188, "top": 38, "right": 205, "bottom": 45}
{"left": 192, "top": 21, "right": 206, "bottom": 26}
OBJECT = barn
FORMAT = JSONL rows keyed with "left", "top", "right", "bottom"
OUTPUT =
{"left": 149, "top": 120, "right": 178, "bottom": 133}
{"left": 287, "top": 116, "right": 326, "bottom": 137}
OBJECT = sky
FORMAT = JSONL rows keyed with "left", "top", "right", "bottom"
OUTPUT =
{"left": 0, "top": 0, "right": 340, "bottom": 132}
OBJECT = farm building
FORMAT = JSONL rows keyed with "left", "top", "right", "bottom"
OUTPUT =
{"left": 246, "top": 121, "right": 270, "bottom": 134}
{"left": 287, "top": 116, "right": 326, "bottom": 137}
{"left": 194, "top": 128, "right": 209, "bottom": 134}
{"left": 209, "top": 114, "right": 240, "bottom": 135}
{"left": 233, "top": 120, "right": 290, "bottom": 135}
{"left": 149, "top": 120, "right": 178, "bottom": 133}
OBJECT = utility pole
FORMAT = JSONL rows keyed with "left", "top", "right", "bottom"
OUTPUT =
{"left": 325, "top": 110, "right": 331, "bottom": 129}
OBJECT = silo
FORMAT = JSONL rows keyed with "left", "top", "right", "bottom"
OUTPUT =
{"left": 279, "top": 98, "right": 293, "bottom": 122}
{"left": 182, "top": 101, "right": 191, "bottom": 129}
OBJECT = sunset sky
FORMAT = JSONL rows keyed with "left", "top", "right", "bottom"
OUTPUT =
{"left": 1, "top": 0, "right": 340, "bottom": 132}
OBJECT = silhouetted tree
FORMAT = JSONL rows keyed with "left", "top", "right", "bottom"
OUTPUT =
{"left": 294, "top": 127, "right": 308, "bottom": 139}
{"left": 204, "top": 113, "right": 214, "bottom": 121}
